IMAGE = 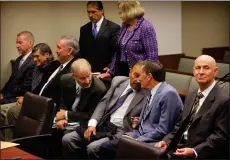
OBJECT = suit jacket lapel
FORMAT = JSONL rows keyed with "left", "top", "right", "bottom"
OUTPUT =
{"left": 141, "top": 82, "right": 166, "bottom": 121}
{"left": 182, "top": 91, "right": 197, "bottom": 121}
{"left": 96, "top": 19, "right": 108, "bottom": 39}
{"left": 77, "top": 77, "right": 95, "bottom": 111}
{"left": 107, "top": 80, "right": 129, "bottom": 111}
{"left": 193, "top": 87, "right": 215, "bottom": 122}
{"left": 124, "top": 89, "right": 149, "bottom": 117}
{"left": 14, "top": 55, "right": 32, "bottom": 77}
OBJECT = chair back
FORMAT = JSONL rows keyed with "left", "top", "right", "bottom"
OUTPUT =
{"left": 13, "top": 92, "right": 55, "bottom": 138}
{"left": 116, "top": 136, "right": 164, "bottom": 159}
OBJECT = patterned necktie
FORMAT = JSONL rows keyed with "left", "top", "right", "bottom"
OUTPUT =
{"left": 71, "top": 86, "right": 81, "bottom": 112}
{"left": 98, "top": 88, "right": 133, "bottom": 125}
{"left": 189, "top": 92, "right": 204, "bottom": 122}
{"left": 138, "top": 94, "right": 152, "bottom": 134}
{"left": 92, "top": 23, "right": 97, "bottom": 39}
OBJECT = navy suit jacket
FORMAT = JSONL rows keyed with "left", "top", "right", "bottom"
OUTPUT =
{"left": 79, "top": 18, "right": 120, "bottom": 72}
{"left": 127, "top": 82, "right": 183, "bottom": 143}
{"left": 1, "top": 53, "right": 35, "bottom": 101}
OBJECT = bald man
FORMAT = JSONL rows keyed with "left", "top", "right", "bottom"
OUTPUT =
{"left": 55, "top": 58, "right": 107, "bottom": 130}
{"left": 155, "top": 55, "right": 229, "bottom": 159}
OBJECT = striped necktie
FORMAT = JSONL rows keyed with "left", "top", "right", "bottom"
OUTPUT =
{"left": 138, "top": 94, "right": 152, "bottom": 135}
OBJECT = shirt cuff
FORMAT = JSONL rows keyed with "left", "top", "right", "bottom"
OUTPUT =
{"left": 193, "top": 148, "right": 198, "bottom": 158}
{"left": 65, "top": 111, "right": 68, "bottom": 120}
{"left": 88, "top": 119, "right": 97, "bottom": 127}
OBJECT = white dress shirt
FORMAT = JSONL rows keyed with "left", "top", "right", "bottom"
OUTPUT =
{"left": 39, "top": 58, "right": 74, "bottom": 95}
{"left": 92, "top": 16, "right": 104, "bottom": 32}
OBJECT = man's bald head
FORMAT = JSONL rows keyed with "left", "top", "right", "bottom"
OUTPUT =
{"left": 71, "top": 58, "right": 92, "bottom": 88}
{"left": 195, "top": 55, "right": 216, "bottom": 68}
{"left": 193, "top": 55, "right": 218, "bottom": 91}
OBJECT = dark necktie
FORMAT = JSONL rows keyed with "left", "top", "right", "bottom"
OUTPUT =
{"left": 71, "top": 86, "right": 81, "bottom": 112}
{"left": 186, "top": 92, "right": 204, "bottom": 128}
{"left": 138, "top": 94, "right": 152, "bottom": 135}
{"left": 166, "top": 92, "right": 204, "bottom": 152}
{"left": 31, "top": 67, "right": 43, "bottom": 91}
{"left": 92, "top": 23, "right": 98, "bottom": 39}
{"left": 98, "top": 88, "right": 133, "bottom": 125}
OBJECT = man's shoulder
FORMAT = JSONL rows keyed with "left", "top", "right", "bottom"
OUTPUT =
{"left": 91, "top": 76, "right": 107, "bottom": 92}
{"left": 104, "top": 19, "right": 120, "bottom": 27}
{"left": 80, "top": 22, "right": 91, "bottom": 30}
{"left": 60, "top": 73, "right": 75, "bottom": 87}
{"left": 111, "top": 76, "right": 129, "bottom": 84}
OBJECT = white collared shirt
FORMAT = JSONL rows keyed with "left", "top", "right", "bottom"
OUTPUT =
{"left": 19, "top": 51, "right": 32, "bottom": 66}
{"left": 39, "top": 58, "right": 74, "bottom": 95}
{"left": 88, "top": 81, "right": 136, "bottom": 127}
{"left": 92, "top": 16, "right": 104, "bottom": 32}
{"left": 148, "top": 82, "right": 162, "bottom": 105}
{"left": 184, "top": 80, "right": 216, "bottom": 140}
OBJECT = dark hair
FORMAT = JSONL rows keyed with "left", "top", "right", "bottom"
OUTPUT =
{"left": 135, "top": 60, "right": 166, "bottom": 82}
{"left": 32, "top": 43, "right": 54, "bottom": 63}
{"left": 87, "top": 1, "right": 103, "bottom": 10}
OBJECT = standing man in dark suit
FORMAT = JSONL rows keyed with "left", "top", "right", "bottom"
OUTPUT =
{"left": 39, "top": 35, "right": 79, "bottom": 108}
{"left": 0, "top": 31, "right": 35, "bottom": 104}
{"left": 155, "top": 55, "right": 229, "bottom": 159}
{"left": 79, "top": 1, "right": 120, "bottom": 72}
{"left": 55, "top": 58, "right": 107, "bottom": 130}
{"left": 62, "top": 63, "right": 150, "bottom": 159}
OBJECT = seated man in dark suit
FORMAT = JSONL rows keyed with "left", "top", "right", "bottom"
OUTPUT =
{"left": 38, "top": 35, "right": 79, "bottom": 108}
{"left": 54, "top": 58, "right": 107, "bottom": 130}
{"left": 0, "top": 43, "right": 60, "bottom": 140}
{"left": 79, "top": 1, "right": 120, "bottom": 73}
{"left": 62, "top": 62, "right": 150, "bottom": 159}
{"left": 99, "top": 60, "right": 184, "bottom": 159}
{"left": 0, "top": 31, "right": 35, "bottom": 104}
{"left": 155, "top": 55, "right": 229, "bottom": 159}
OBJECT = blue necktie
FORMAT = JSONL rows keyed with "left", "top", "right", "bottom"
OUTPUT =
{"left": 138, "top": 94, "right": 152, "bottom": 134}
{"left": 92, "top": 23, "right": 97, "bottom": 39}
{"left": 98, "top": 88, "right": 133, "bottom": 125}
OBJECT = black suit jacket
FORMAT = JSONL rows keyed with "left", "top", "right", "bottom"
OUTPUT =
{"left": 79, "top": 18, "right": 120, "bottom": 72}
{"left": 1, "top": 53, "right": 35, "bottom": 101}
{"left": 59, "top": 74, "right": 107, "bottom": 124}
{"left": 163, "top": 84, "right": 229, "bottom": 158}
{"left": 32, "top": 60, "right": 60, "bottom": 94}
{"left": 41, "top": 56, "right": 77, "bottom": 108}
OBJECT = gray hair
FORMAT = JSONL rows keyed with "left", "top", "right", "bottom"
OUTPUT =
{"left": 71, "top": 58, "right": 92, "bottom": 73}
{"left": 60, "top": 35, "right": 80, "bottom": 56}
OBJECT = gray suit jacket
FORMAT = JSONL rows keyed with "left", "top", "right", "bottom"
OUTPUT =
{"left": 163, "top": 84, "right": 229, "bottom": 158}
{"left": 127, "top": 82, "right": 183, "bottom": 143}
{"left": 90, "top": 76, "right": 150, "bottom": 137}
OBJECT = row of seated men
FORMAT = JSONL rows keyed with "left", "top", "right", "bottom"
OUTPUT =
{"left": 0, "top": 31, "right": 229, "bottom": 159}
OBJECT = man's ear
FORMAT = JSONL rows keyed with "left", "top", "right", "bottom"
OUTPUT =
{"left": 68, "top": 48, "right": 73, "bottom": 56}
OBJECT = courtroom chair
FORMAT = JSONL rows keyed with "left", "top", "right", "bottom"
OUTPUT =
{"left": 116, "top": 136, "right": 164, "bottom": 160}
{"left": 0, "top": 92, "right": 56, "bottom": 158}
{"left": 178, "top": 57, "right": 195, "bottom": 74}
{"left": 223, "top": 50, "right": 230, "bottom": 63}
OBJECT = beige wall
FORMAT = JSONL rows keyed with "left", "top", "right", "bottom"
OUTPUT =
{"left": 182, "top": 2, "right": 229, "bottom": 57}
{"left": 0, "top": 1, "right": 182, "bottom": 87}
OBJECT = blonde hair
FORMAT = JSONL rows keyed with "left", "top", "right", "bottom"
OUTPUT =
{"left": 118, "top": 1, "right": 144, "bottom": 22}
